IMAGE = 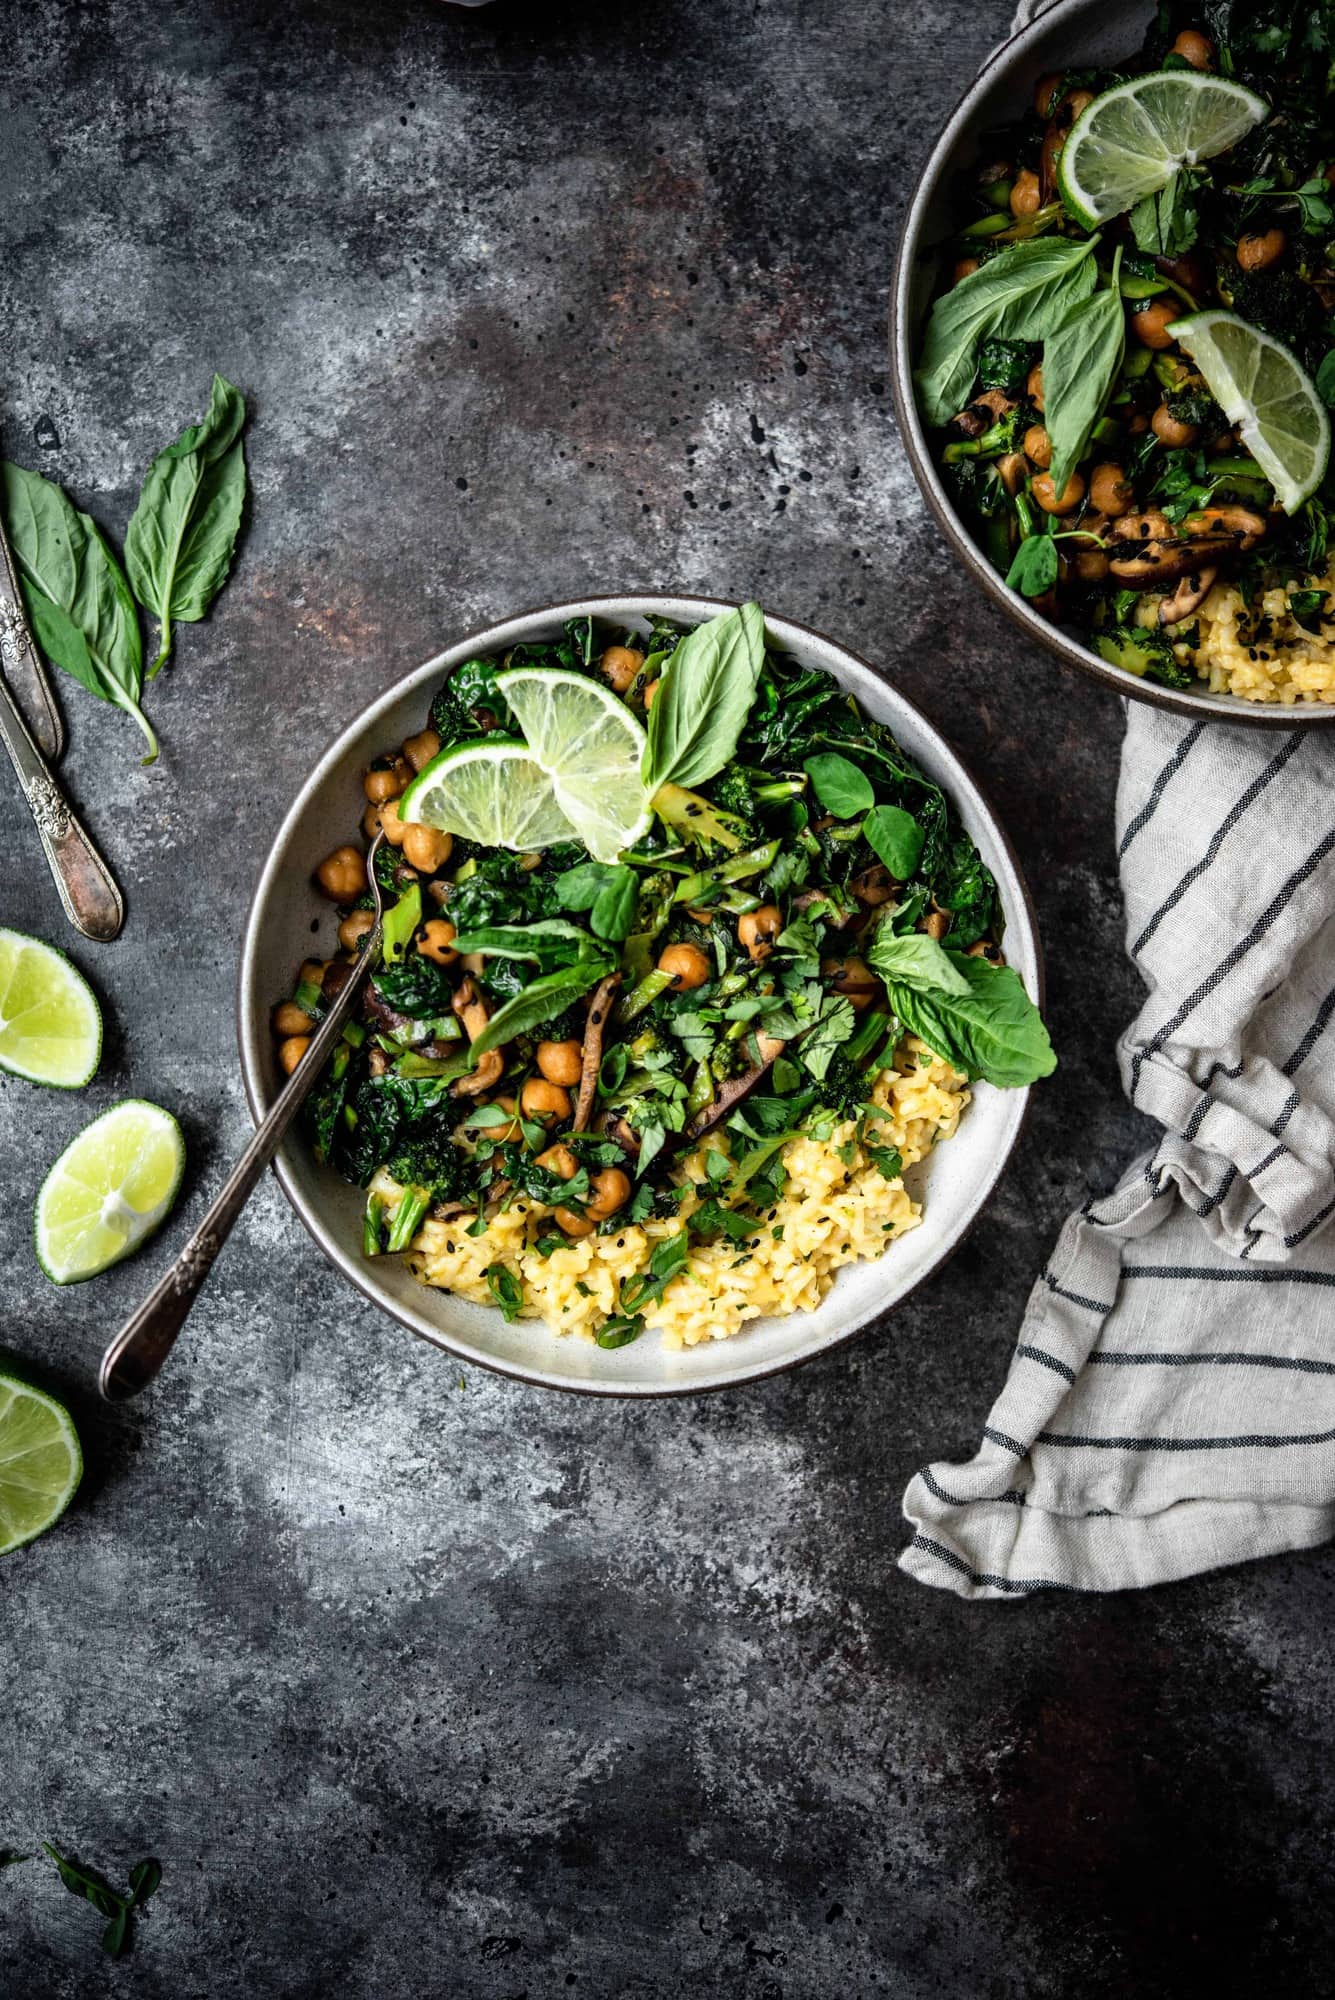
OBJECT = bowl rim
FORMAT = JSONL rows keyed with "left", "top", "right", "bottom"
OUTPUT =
{"left": 236, "top": 592, "right": 1044, "bottom": 1396}
{"left": 888, "top": 0, "right": 1335, "bottom": 729}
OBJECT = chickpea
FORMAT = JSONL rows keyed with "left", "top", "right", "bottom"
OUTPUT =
{"left": 1023, "top": 423, "right": 1052, "bottom": 470}
{"left": 537, "top": 1039, "right": 584, "bottom": 1087}
{"left": 537, "top": 1142, "right": 579, "bottom": 1180}
{"left": 363, "top": 802, "right": 391, "bottom": 841}
{"left": 299, "top": 959, "right": 326, "bottom": 992}
{"left": 657, "top": 942, "right": 710, "bottom": 990}
{"left": 316, "top": 845, "right": 368, "bottom": 901}
{"left": 1032, "top": 72, "right": 1061, "bottom": 117}
{"left": 1132, "top": 299, "right": 1179, "bottom": 349}
{"left": 586, "top": 1168, "right": 631, "bottom": 1221}
{"left": 490, "top": 1094, "right": 524, "bottom": 1143}
{"left": 379, "top": 798, "right": 408, "bottom": 847}
{"left": 364, "top": 758, "right": 410, "bottom": 805}
{"left": 1237, "top": 227, "right": 1285, "bottom": 274}
{"left": 1089, "top": 463, "right": 1133, "bottom": 516}
{"left": 1009, "top": 168, "right": 1041, "bottom": 218}
{"left": 643, "top": 679, "right": 660, "bottom": 709}
{"left": 1026, "top": 364, "right": 1044, "bottom": 412}
{"left": 737, "top": 905, "right": 781, "bottom": 963}
{"left": 1064, "top": 88, "right": 1094, "bottom": 118}
{"left": 554, "top": 1206, "right": 596, "bottom": 1239}
{"left": 1032, "top": 469, "right": 1086, "bottom": 516}
{"left": 417, "top": 919, "right": 458, "bottom": 966}
{"left": 600, "top": 645, "right": 645, "bottom": 694}
{"left": 1151, "top": 402, "right": 1198, "bottom": 448}
{"left": 402, "top": 728, "right": 441, "bottom": 772}
{"left": 273, "top": 1000, "right": 311, "bottom": 1037}
{"left": 278, "top": 1035, "right": 311, "bottom": 1076}
{"left": 952, "top": 257, "right": 980, "bottom": 284}
{"left": 339, "top": 908, "right": 376, "bottom": 953}
{"left": 400, "top": 822, "right": 452, "bottom": 873}
{"left": 521, "top": 1077, "right": 572, "bottom": 1126}
{"left": 1170, "top": 28, "right": 1213, "bottom": 68}
{"left": 997, "top": 452, "right": 1028, "bottom": 497}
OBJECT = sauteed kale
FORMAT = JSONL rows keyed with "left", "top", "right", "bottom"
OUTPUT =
{"left": 276, "top": 607, "right": 1053, "bottom": 1334}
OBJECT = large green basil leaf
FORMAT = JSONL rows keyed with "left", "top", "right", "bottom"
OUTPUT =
{"left": 915, "top": 236, "right": 1100, "bottom": 427}
{"left": 884, "top": 950, "right": 1055, "bottom": 1088}
{"left": 642, "top": 601, "right": 765, "bottom": 792}
{"left": 868, "top": 928, "right": 971, "bottom": 996}
{"left": 125, "top": 373, "right": 247, "bottom": 678}
{"left": 469, "top": 956, "right": 615, "bottom": 1056}
{"left": 1043, "top": 261, "right": 1126, "bottom": 497}
{"left": 1, "top": 461, "right": 156, "bottom": 761}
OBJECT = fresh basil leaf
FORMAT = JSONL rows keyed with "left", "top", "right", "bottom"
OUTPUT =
{"left": 1043, "top": 261, "right": 1126, "bottom": 497}
{"left": 804, "top": 751, "right": 874, "bottom": 818}
{"left": 590, "top": 865, "right": 638, "bottom": 942}
{"left": 862, "top": 803, "right": 925, "bottom": 878}
{"left": 867, "top": 927, "right": 972, "bottom": 995}
{"left": 381, "top": 883, "right": 421, "bottom": 964}
{"left": 1004, "top": 532, "right": 1059, "bottom": 599}
{"left": 125, "top": 373, "right": 247, "bottom": 677}
{"left": 883, "top": 950, "right": 1055, "bottom": 1088}
{"left": 642, "top": 601, "right": 766, "bottom": 792}
{"left": 914, "top": 236, "right": 1100, "bottom": 427}
{"left": 2, "top": 462, "right": 157, "bottom": 761}
{"left": 469, "top": 957, "right": 613, "bottom": 1055}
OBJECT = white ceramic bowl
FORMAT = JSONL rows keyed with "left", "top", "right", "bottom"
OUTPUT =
{"left": 237, "top": 596, "right": 1043, "bottom": 1394}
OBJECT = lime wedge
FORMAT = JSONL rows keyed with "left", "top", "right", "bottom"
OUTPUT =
{"left": 0, "top": 1370, "right": 81, "bottom": 1555}
{"left": 1171, "top": 310, "right": 1330, "bottom": 511}
{"left": 35, "top": 1100, "right": 185, "bottom": 1285}
{"left": 399, "top": 740, "right": 580, "bottom": 850}
{"left": 0, "top": 929, "right": 101, "bottom": 1089}
{"left": 1057, "top": 71, "right": 1267, "bottom": 227}
{"left": 496, "top": 667, "right": 653, "bottom": 863}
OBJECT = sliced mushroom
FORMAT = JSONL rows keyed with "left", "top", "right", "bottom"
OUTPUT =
{"left": 680, "top": 1033, "right": 786, "bottom": 1144}
{"left": 1182, "top": 504, "right": 1266, "bottom": 551}
{"left": 1109, "top": 538, "right": 1227, "bottom": 586}
{"left": 945, "top": 388, "right": 1016, "bottom": 440}
{"left": 1158, "top": 566, "right": 1218, "bottom": 626}
{"left": 850, "top": 863, "right": 897, "bottom": 907}
{"left": 572, "top": 972, "right": 622, "bottom": 1133}
{"left": 451, "top": 977, "right": 504, "bottom": 1096}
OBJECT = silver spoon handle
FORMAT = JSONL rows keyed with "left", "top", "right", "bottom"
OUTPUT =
{"left": 98, "top": 921, "right": 383, "bottom": 1402}
{"left": 0, "top": 664, "right": 123, "bottom": 942}
{"left": 0, "top": 516, "right": 63, "bottom": 761}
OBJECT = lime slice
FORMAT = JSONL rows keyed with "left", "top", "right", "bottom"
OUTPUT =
{"left": 399, "top": 740, "right": 580, "bottom": 850}
{"left": 0, "top": 929, "right": 101, "bottom": 1089}
{"left": 0, "top": 1370, "right": 81, "bottom": 1555}
{"left": 1171, "top": 310, "right": 1330, "bottom": 511}
{"left": 35, "top": 1100, "right": 185, "bottom": 1285}
{"left": 495, "top": 667, "right": 653, "bottom": 863}
{"left": 1057, "top": 71, "right": 1267, "bottom": 227}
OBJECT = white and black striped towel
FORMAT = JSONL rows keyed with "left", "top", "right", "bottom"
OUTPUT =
{"left": 902, "top": 708, "right": 1335, "bottom": 1595}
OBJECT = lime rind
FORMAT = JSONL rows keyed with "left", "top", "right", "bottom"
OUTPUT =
{"left": 399, "top": 739, "right": 580, "bottom": 850}
{"left": 1057, "top": 71, "right": 1268, "bottom": 227}
{"left": 1170, "top": 309, "right": 1330, "bottom": 511}
{"left": 0, "top": 1371, "right": 82, "bottom": 1555}
{"left": 495, "top": 667, "right": 654, "bottom": 863}
{"left": 35, "top": 1099, "right": 186, "bottom": 1286}
{"left": 0, "top": 929, "right": 102, "bottom": 1090}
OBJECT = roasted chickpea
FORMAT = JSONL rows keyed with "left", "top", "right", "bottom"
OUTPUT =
{"left": 1023, "top": 423, "right": 1052, "bottom": 469}
{"left": 1151, "top": 402, "right": 1198, "bottom": 448}
{"left": 1237, "top": 227, "right": 1285, "bottom": 273}
{"left": 952, "top": 257, "right": 980, "bottom": 284}
{"left": 364, "top": 758, "right": 410, "bottom": 805}
{"left": 402, "top": 728, "right": 441, "bottom": 772}
{"left": 1032, "top": 470, "right": 1086, "bottom": 516}
{"left": 316, "top": 845, "right": 368, "bottom": 901}
{"left": 273, "top": 1000, "right": 311, "bottom": 1037}
{"left": 657, "top": 942, "right": 710, "bottom": 990}
{"left": 521, "top": 1077, "right": 572, "bottom": 1126}
{"left": 1009, "top": 168, "right": 1041, "bottom": 218}
{"left": 1170, "top": 28, "right": 1213, "bottom": 68}
{"left": 1089, "top": 462, "right": 1133, "bottom": 515}
{"left": 1132, "top": 299, "right": 1179, "bottom": 349}
{"left": 554, "top": 1206, "right": 596, "bottom": 1238}
{"left": 537, "top": 1040, "right": 583, "bottom": 1087}
{"left": 600, "top": 645, "right": 645, "bottom": 694}
{"left": 997, "top": 452, "right": 1028, "bottom": 496}
{"left": 643, "top": 679, "right": 660, "bottom": 709}
{"left": 1026, "top": 364, "right": 1045, "bottom": 411}
{"left": 489, "top": 1095, "right": 524, "bottom": 1143}
{"left": 401, "top": 823, "right": 453, "bottom": 873}
{"left": 339, "top": 909, "right": 376, "bottom": 953}
{"left": 278, "top": 1035, "right": 311, "bottom": 1076}
{"left": 537, "top": 1143, "right": 579, "bottom": 1180}
{"left": 737, "top": 905, "right": 781, "bottom": 963}
{"left": 379, "top": 799, "right": 408, "bottom": 847}
{"left": 586, "top": 1169, "right": 631, "bottom": 1221}
{"left": 299, "top": 959, "right": 326, "bottom": 992}
{"left": 362, "top": 802, "right": 390, "bottom": 841}
{"left": 417, "top": 919, "right": 458, "bottom": 966}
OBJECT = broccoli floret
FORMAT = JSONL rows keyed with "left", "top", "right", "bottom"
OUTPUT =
{"left": 1094, "top": 624, "right": 1194, "bottom": 690}
{"left": 975, "top": 337, "right": 1031, "bottom": 394}
{"left": 386, "top": 1125, "right": 465, "bottom": 1204}
{"left": 807, "top": 1048, "right": 867, "bottom": 1119}
{"left": 943, "top": 406, "right": 1028, "bottom": 464}
{"left": 706, "top": 769, "right": 762, "bottom": 844}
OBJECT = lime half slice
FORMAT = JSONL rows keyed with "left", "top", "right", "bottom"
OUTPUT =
{"left": 0, "top": 929, "right": 101, "bottom": 1089}
{"left": 0, "top": 1371, "right": 81, "bottom": 1555}
{"left": 399, "top": 739, "right": 580, "bottom": 850}
{"left": 1171, "top": 310, "right": 1330, "bottom": 511}
{"left": 496, "top": 667, "right": 653, "bottom": 864}
{"left": 1058, "top": 71, "right": 1267, "bottom": 227}
{"left": 35, "top": 1100, "right": 185, "bottom": 1285}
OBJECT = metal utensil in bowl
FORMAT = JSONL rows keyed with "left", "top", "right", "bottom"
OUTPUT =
{"left": 98, "top": 836, "right": 387, "bottom": 1401}
{"left": 889, "top": 0, "right": 1335, "bottom": 728}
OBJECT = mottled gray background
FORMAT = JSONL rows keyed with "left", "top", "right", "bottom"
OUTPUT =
{"left": 2, "top": 1, "right": 1331, "bottom": 1994}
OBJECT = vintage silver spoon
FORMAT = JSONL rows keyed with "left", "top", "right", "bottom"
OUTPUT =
{"left": 98, "top": 834, "right": 387, "bottom": 1400}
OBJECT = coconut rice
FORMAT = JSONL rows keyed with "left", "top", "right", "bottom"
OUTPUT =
{"left": 1188, "top": 572, "right": 1335, "bottom": 706}
{"left": 373, "top": 1037, "right": 970, "bottom": 1348}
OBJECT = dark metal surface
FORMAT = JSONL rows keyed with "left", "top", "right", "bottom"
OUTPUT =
{"left": 2, "top": 2, "right": 1331, "bottom": 1994}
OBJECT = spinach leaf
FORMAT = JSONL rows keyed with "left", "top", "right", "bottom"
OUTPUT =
{"left": 867, "top": 928, "right": 971, "bottom": 995}
{"left": 554, "top": 860, "right": 638, "bottom": 941}
{"left": 804, "top": 751, "right": 874, "bottom": 817}
{"left": 372, "top": 958, "right": 456, "bottom": 1016}
{"left": 642, "top": 601, "right": 766, "bottom": 792}
{"left": 125, "top": 374, "right": 247, "bottom": 677}
{"left": 2, "top": 461, "right": 157, "bottom": 761}
{"left": 882, "top": 950, "right": 1055, "bottom": 1088}
{"left": 470, "top": 956, "right": 614, "bottom": 1055}
{"left": 863, "top": 803, "right": 925, "bottom": 878}
{"left": 915, "top": 236, "right": 1100, "bottom": 427}
{"left": 1005, "top": 531, "right": 1059, "bottom": 599}
{"left": 1043, "top": 255, "right": 1126, "bottom": 497}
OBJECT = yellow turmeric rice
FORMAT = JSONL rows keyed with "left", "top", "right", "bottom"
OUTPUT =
{"left": 1188, "top": 572, "right": 1335, "bottom": 705}
{"left": 373, "top": 1036, "right": 969, "bottom": 1348}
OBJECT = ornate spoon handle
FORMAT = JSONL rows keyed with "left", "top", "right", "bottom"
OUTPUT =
{"left": 0, "top": 663, "right": 123, "bottom": 942}
{"left": 0, "top": 515, "right": 63, "bottom": 761}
